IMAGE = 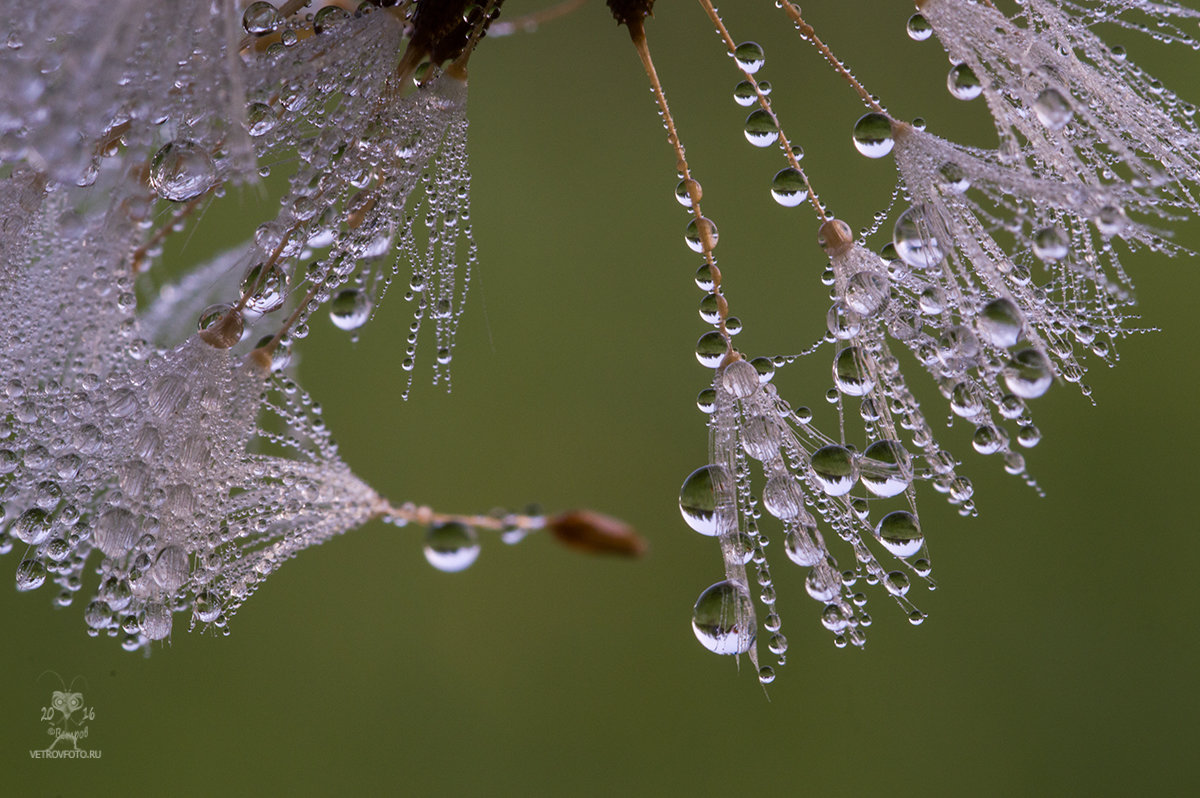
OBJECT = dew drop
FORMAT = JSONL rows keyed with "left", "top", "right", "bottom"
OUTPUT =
{"left": 149, "top": 141, "right": 216, "bottom": 202}
{"left": 852, "top": 113, "right": 894, "bottom": 158}
{"left": 732, "top": 41, "right": 765, "bottom": 74}
{"left": 245, "top": 102, "right": 277, "bottom": 137}
{"left": 893, "top": 206, "right": 945, "bottom": 268}
{"left": 947, "top": 64, "right": 982, "bottom": 100}
{"left": 762, "top": 474, "right": 805, "bottom": 520}
{"left": 684, "top": 216, "right": 719, "bottom": 253}
{"left": 770, "top": 167, "right": 808, "bottom": 207}
{"left": 329, "top": 289, "right": 372, "bottom": 331}
{"left": 423, "top": 522, "right": 480, "bottom": 573}
{"left": 16, "top": 558, "right": 47, "bottom": 592}
{"left": 810, "top": 445, "right": 857, "bottom": 496}
{"left": 242, "top": 1, "right": 280, "bottom": 35}
{"left": 875, "top": 511, "right": 924, "bottom": 558}
{"left": 907, "top": 13, "right": 933, "bottom": 41}
{"left": 1032, "top": 226, "right": 1069, "bottom": 262}
{"left": 691, "top": 580, "right": 755, "bottom": 655}
{"left": 1004, "top": 349, "right": 1053, "bottom": 399}
{"left": 860, "top": 440, "right": 911, "bottom": 498}
{"left": 743, "top": 109, "right": 779, "bottom": 147}
{"left": 1033, "top": 87, "right": 1073, "bottom": 130}
{"left": 833, "top": 346, "right": 874, "bottom": 396}
{"left": 977, "top": 297, "right": 1023, "bottom": 348}
{"left": 733, "top": 80, "right": 758, "bottom": 107}
{"left": 694, "top": 331, "right": 728, "bottom": 368}
{"left": 679, "top": 464, "right": 735, "bottom": 536}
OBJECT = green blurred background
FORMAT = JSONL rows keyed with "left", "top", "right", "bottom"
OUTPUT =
{"left": 6, "top": 2, "right": 1199, "bottom": 795}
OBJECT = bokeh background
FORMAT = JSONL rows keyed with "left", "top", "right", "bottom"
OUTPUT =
{"left": 5, "top": 2, "right": 1199, "bottom": 795}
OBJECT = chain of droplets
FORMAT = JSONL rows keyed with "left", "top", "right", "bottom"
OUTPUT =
{"left": 0, "top": 0, "right": 254, "bottom": 187}
{"left": 672, "top": 3, "right": 960, "bottom": 681}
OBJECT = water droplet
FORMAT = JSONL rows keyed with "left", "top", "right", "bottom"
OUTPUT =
{"left": 947, "top": 64, "right": 982, "bottom": 100}
{"left": 885, "top": 571, "right": 911, "bottom": 597}
{"left": 733, "top": 80, "right": 758, "bottom": 107}
{"left": 679, "top": 464, "right": 735, "bottom": 536}
{"left": 16, "top": 559, "right": 46, "bottom": 591}
{"left": 149, "top": 141, "right": 216, "bottom": 202}
{"left": 833, "top": 346, "right": 874, "bottom": 396}
{"left": 141, "top": 602, "right": 173, "bottom": 640}
{"left": 94, "top": 508, "right": 138, "bottom": 557}
{"left": 844, "top": 270, "right": 889, "bottom": 316}
{"left": 977, "top": 297, "right": 1023, "bottom": 348}
{"left": 675, "top": 178, "right": 701, "bottom": 208}
{"left": 13, "top": 508, "right": 53, "bottom": 546}
{"left": 1033, "top": 87, "right": 1073, "bottom": 130}
{"left": 875, "top": 511, "right": 924, "bottom": 558}
{"left": 770, "top": 168, "right": 808, "bottom": 207}
{"left": 784, "top": 516, "right": 823, "bottom": 566}
{"left": 938, "top": 162, "right": 970, "bottom": 194}
{"left": 810, "top": 445, "right": 857, "bottom": 496}
{"left": 907, "top": 13, "right": 933, "bottom": 41}
{"left": 1032, "top": 227, "right": 1069, "bottom": 262}
{"left": 860, "top": 440, "right": 911, "bottom": 498}
{"left": 852, "top": 113, "right": 894, "bottom": 158}
{"left": 1004, "top": 349, "right": 1053, "bottom": 399}
{"left": 893, "top": 206, "right": 946, "bottom": 268}
{"left": 245, "top": 102, "right": 277, "bottom": 137}
{"left": 241, "top": 262, "right": 287, "bottom": 314}
{"left": 152, "top": 545, "right": 189, "bottom": 591}
{"left": 329, "top": 289, "right": 371, "bottom": 331}
{"left": 684, "top": 216, "right": 719, "bottom": 253}
{"left": 1095, "top": 205, "right": 1127, "bottom": 236}
{"left": 762, "top": 474, "right": 805, "bottom": 520}
{"left": 733, "top": 41, "right": 765, "bottom": 74}
{"left": 423, "top": 522, "right": 480, "bottom": 572}
{"left": 691, "top": 580, "right": 755, "bottom": 655}
{"left": 743, "top": 109, "right": 779, "bottom": 147}
{"left": 694, "top": 331, "right": 728, "bottom": 368}
{"left": 720, "top": 359, "right": 759, "bottom": 399}
{"left": 242, "top": 1, "right": 280, "bottom": 35}
{"left": 313, "top": 5, "right": 349, "bottom": 34}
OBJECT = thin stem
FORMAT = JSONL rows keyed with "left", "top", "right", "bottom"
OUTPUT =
{"left": 371, "top": 499, "right": 547, "bottom": 532}
{"left": 627, "top": 19, "right": 734, "bottom": 361}
{"left": 695, "top": 0, "right": 829, "bottom": 224}
{"left": 777, "top": 2, "right": 886, "bottom": 115}
{"left": 490, "top": 0, "right": 587, "bottom": 36}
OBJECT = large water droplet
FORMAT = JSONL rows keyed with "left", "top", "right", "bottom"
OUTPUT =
{"left": 947, "top": 64, "right": 982, "bottom": 100}
{"left": 242, "top": 1, "right": 280, "bottom": 35}
{"left": 679, "top": 464, "right": 735, "bottom": 536}
{"left": 1033, "top": 87, "right": 1073, "bottom": 130}
{"left": 149, "top": 141, "right": 216, "bottom": 202}
{"left": 875, "top": 510, "right": 924, "bottom": 558}
{"left": 907, "top": 13, "right": 933, "bottom": 41}
{"left": 691, "top": 580, "right": 755, "bottom": 655}
{"left": 1032, "top": 226, "right": 1069, "bottom": 262}
{"left": 329, "top": 289, "right": 371, "bottom": 331}
{"left": 733, "top": 41, "right": 765, "bottom": 74}
{"left": 853, "top": 113, "right": 894, "bottom": 158}
{"left": 844, "top": 270, "right": 889, "bottom": 316}
{"left": 893, "top": 206, "right": 945, "bottom": 268}
{"left": 784, "top": 515, "right": 823, "bottom": 566}
{"left": 684, "top": 216, "right": 719, "bottom": 253}
{"left": 770, "top": 168, "right": 809, "bottom": 207}
{"left": 833, "top": 346, "right": 874, "bottom": 396}
{"left": 1004, "top": 349, "right": 1053, "bottom": 398}
{"left": 810, "top": 445, "right": 857, "bottom": 496}
{"left": 743, "top": 109, "right": 779, "bottom": 147}
{"left": 694, "top": 331, "right": 728, "bottom": 368}
{"left": 423, "top": 522, "right": 480, "bottom": 572}
{"left": 977, "top": 297, "right": 1023, "bottom": 348}
{"left": 762, "top": 474, "right": 805, "bottom": 520}
{"left": 860, "top": 440, "right": 911, "bottom": 498}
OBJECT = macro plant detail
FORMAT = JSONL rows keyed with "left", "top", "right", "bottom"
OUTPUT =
{"left": 0, "top": 0, "right": 1195, "bottom": 680}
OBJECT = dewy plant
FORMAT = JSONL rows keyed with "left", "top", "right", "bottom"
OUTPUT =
{"left": 0, "top": 0, "right": 1196, "bottom": 678}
